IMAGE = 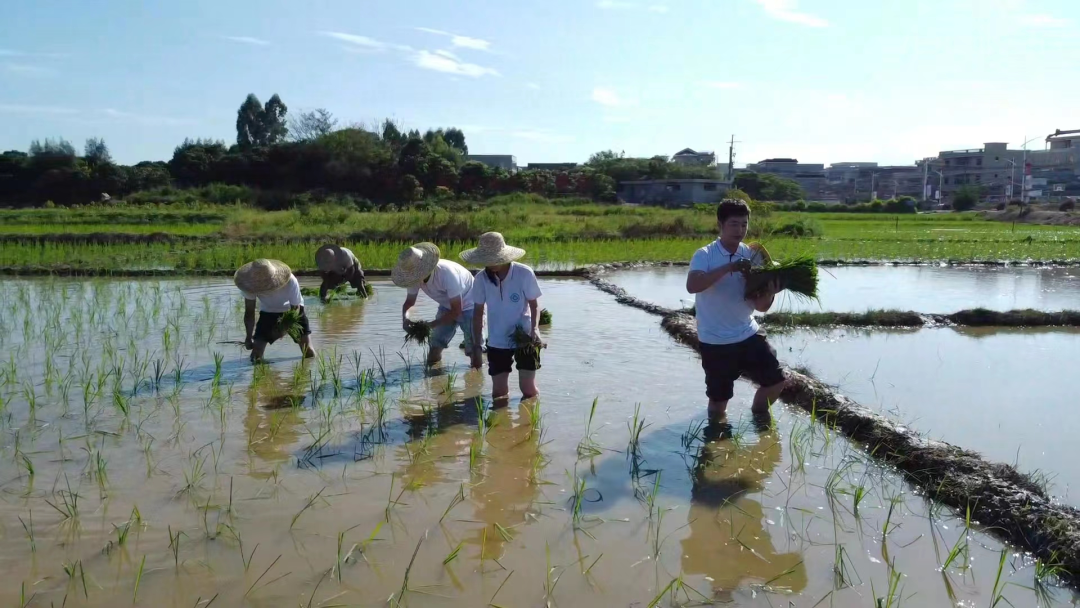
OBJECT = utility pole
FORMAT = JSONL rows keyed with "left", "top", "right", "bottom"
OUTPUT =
{"left": 726, "top": 134, "right": 738, "bottom": 182}
{"left": 921, "top": 158, "right": 929, "bottom": 202}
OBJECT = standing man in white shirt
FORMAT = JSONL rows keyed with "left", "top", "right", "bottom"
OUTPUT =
{"left": 234, "top": 258, "right": 316, "bottom": 363}
{"left": 686, "top": 200, "right": 785, "bottom": 420}
{"left": 392, "top": 242, "right": 482, "bottom": 369}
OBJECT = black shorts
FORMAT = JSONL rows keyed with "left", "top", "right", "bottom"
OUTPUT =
{"left": 699, "top": 333, "right": 785, "bottom": 401}
{"left": 254, "top": 310, "right": 312, "bottom": 344}
{"left": 487, "top": 346, "right": 541, "bottom": 377}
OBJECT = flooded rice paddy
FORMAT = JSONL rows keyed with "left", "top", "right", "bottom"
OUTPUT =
{"left": 608, "top": 265, "right": 1080, "bottom": 312}
{"left": 0, "top": 276, "right": 1075, "bottom": 607}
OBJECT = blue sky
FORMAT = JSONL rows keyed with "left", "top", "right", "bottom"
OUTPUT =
{"left": 2, "top": 0, "right": 1077, "bottom": 166}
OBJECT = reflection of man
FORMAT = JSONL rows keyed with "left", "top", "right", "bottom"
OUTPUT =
{"left": 680, "top": 420, "right": 808, "bottom": 601}
{"left": 242, "top": 367, "right": 303, "bottom": 478}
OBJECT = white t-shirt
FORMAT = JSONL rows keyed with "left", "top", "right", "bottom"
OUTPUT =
{"left": 690, "top": 240, "right": 758, "bottom": 345}
{"left": 242, "top": 275, "right": 304, "bottom": 313}
{"left": 340, "top": 247, "right": 361, "bottom": 271}
{"left": 408, "top": 259, "right": 474, "bottom": 311}
{"left": 471, "top": 263, "right": 543, "bottom": 349}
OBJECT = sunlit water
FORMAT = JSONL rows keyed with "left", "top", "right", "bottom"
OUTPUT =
{"left": 0, "top": 277, "right": 1073, "bottom": 607}
{"left": 608, "top": 265, "right": 1080, "bottom": 312}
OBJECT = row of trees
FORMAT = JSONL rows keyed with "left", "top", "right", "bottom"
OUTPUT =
{"left": 0, "top": 91, "right": 803, "bottom": 207}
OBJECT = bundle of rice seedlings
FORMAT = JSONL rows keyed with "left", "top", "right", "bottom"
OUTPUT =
{"left": 511, "top": 326, "right": 545, "bottom": 355}
{"left": 276, "top": 309, "right": 305, "bottom": 343}
{"left": 743, "top": 250, "right": 818, "bottom": 301}
{"left": 539, "top": 308, "right": 552, "bottom": 326}
{"left": 404, "top": 320, "right": 432, "bottom": 346}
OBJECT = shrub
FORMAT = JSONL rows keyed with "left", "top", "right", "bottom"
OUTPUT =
{"left": 883, "top": 198, "right": 916, "bottom": 214}
{"left": 953, "top": 186, "right": 980, "bottom": 211}
{"left": 433, "top": 185, "right": 454, "bottom": 201}
{"left": 1060, "top": 201, "right": 1076, "bottom": 212}
{"left": 807, "top": 202, "right": 829, "bottom": 212}
{"left": 792, "top": 201, "right": 807, "bottom": 211}
{"left": 722, "top": 188, "right": 753, "bottom": 205}
{"left": 753, "top": 216, "right": 824, "bottom": 239}
{"left": 995, "top": 202, "right": 1006, "bottom": 211}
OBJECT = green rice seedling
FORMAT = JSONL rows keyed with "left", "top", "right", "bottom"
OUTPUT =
{"left": 391, "top": 533, "right": 426, "bottom": 608}
{"left": 19, "top": 580, "right": 35, "bottom": 608}
{"left": 989, "top": 548, "right": 1011, "bottom": 607}
{"left": 180, "top": 452, "right": 208, "bottom": 495}
{"left": 443, "top": 541, "right": 464, "bottom": 565}
{"left": 743, "top": 251, "right": 819, "bottom": 301}
{"left": 1033, "top": 552, "right": 1066, "bottom": 606}
{"left": 626, "top": 403, "right": 649, "bottom": 457}
{"left": 544, "top": 542, "right": 563, "bottom": 603}
{"left": 440, "top": 484, "right": 466, "bottom": 523}
{"left": 168, "top": 525, "right": 185, "bottom": 568}
{"left": 647, "top": 575, "right": 710, "bottom": 608}
{"left": 494, "top": 522, "right": 515, "bottom": 542}
{"left": 112, "top": 388, "right": 130, "bottom": 417}
{"left": 539, "top": 308, "right": 552, "bottom": 325}
{"left": 680, "top": 419, "right": 707, "bottom": 451}
{"left": 113, "top": 520, "right": 132, "bottom": 547}
{"left": 871, "top": 562, "right": 903, "bottom": 608}
{"left": 403, "top": 320, "right": 432, "bottom": 346}
{"left": 576, "top": 397, "right": 603, "bottom": 458}
{"left": 490, "top": 570, "right": 514, "bottom": 607}
{"left": 244, "top": 554, "right": 287, "bottom": 598}
{"left": 19, "top": 510, "right": 34, "bottom": 553}
{"left": 290, "top": 487, "right": 326, "bottom": 529}
{"left": 212, "top": 352, "right": 224, "bottom": 387}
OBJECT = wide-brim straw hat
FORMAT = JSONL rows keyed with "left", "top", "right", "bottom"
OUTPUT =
{"left": 234, "top": 259, "right": 292, "bottom": 294}
{"left": 459, "top": 232, "right": 526, "bottom": 267}
{"left": 391, "top": 242, "right": 441, "bottom": 287}
{"left": 315, "top": 244, "right": 353, "bottom": 274}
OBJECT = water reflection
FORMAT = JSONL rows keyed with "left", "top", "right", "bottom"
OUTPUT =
{"left": 679, "top": 420, "right": 808, "bottom": 600}
{"left": 242, "top": 366, "right": 305, "bottom": 476}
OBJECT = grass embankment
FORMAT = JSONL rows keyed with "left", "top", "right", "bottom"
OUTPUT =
{"left": 3, "top": 197, "right": 1080, "bottom": 272}
{"left": 761, "top": 309, "right": 1080, "bottom": 328}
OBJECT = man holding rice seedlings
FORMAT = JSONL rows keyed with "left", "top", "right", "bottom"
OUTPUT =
{"left": 461, "top": 232, "right": 542, "bottom": 404}
{"left": 686, "top": 200, "right": 786, "bottom": 420}
{"left": 315, "top": 244, "right": 367, "bottom": 302}
{"left": 235, "top": 259, "right": 316, "bottom": 363}
{"left": 392, "top": 242, "right": 482, "bottom": 369}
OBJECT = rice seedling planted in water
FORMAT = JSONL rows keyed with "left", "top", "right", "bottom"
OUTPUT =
{"left": 539, "top": 308, "right": 552, "bottom": 325}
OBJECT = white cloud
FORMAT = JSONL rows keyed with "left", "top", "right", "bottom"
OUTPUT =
{"left": 222, "top": 36, "right": 270, "bottom": 46}
{"left": 591, "top": 87, "right": 628, "bottom": 107}
{"left": 648, "top": 5, "right": 670, "bottom": 13}
{"left": 415, "top": 27, "right": 492, "bottom": 51}
{"left": 597, "top": 0, "right": 636, "bottom": 8}
{"left": 0, "top": 103, "right": 78, "bottom": 115}
{"left": 702, "top": 81, "right": 742, "bottom": 90}
{"left": 319, "top": 31, "right": 386, "bottom": 50}
{"left": 1020, "top": 14, "right": 1070, "bottom": 27}
{"left": 526, "top": 82, "right": 541, "bottom": 90}
{"left": 4, "top": 64, "right": 56, "bottom": 76}
{"left": 753, "top": 0, "right": 828, "bottom": 27}
{"left": 411, "top": 50, "right": 499, "bottom": 77}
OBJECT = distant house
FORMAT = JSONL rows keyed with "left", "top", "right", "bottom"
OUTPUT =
{"left": 618, "top": 179, "right": 731, "bottom": 207}
{"left": 670, "top": 148, "right": 717, "bottom": 167}
{"left": 525, "top": 162, "right": 579, "bottom": 172}
{"left": 464, "top": 154, "right": 518, "bottom": 172}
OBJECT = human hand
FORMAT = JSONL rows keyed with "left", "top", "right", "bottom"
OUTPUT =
{"left": 402, "top": 318, "right": 411, "bottom": 332}
{"left": 244, "top": 336, "right": 254, "bottom": 350}
{"left": 731, "top": 259, "right": 752, "bottom": 275}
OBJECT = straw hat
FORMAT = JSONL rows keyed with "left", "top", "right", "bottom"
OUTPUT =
{"left": 234, "top": 259, "right": 293, "bottom": 294}
{"left": 315, "top": 244, "right": 354, "bottom": 275}
{"left": 391, "top": 242, "right": 441, "bottom": 287}
{"left": 459, "top": 232, "right": 526, "bottom": 267}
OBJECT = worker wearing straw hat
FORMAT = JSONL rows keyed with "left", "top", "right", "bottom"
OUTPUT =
{"left": 234, "top": 259, "right": 316, "bottom": 363}
{"left": 461, "top": 232, "right": 542, "bottom": 404}
{"left": 315, "top": 244, "right": 366, "bottom": 302}
{"left": 392, "top": 242, "right": 482, "bottom": 369}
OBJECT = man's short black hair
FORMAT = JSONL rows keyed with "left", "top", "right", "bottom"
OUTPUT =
{"left": 717, "top": 199, "right": 751, "bottom": 223}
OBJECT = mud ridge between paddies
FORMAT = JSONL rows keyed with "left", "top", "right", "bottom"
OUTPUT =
{"left": 5, "top": 258, "right": 1080, "bottom": 278}
{"left": 586, "top": 267, "right": 1080, "bottom": 588}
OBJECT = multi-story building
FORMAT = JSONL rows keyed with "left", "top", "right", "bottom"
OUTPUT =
{"left": 745, "top": 158, "right": 827, "bottom": 199}
{"left": 525, "top": 162, "right": 578, "bottom": 172}
{"left": 464, "top": 154, "right": 518, "bottom": 172}
{"left": 925, "top": 136, "right": 1080, "bottom": 202}
{"left": 618, "top": 178, "right": 731, "bottom": 207}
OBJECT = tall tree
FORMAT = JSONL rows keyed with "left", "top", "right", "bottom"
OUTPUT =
{"left": 443, "top": 128, "right": 467, "bottom": 154}
{"left": 236, "top": 94, "right": 264, "bottom": 149}
{"left": 29, "top": 138, "right": 76, "bottom": 158}
{"left": 261, "top": 94, "right": 288, "bottom": 145}
{"left": 288, "top": 108, "right": 337, "bottom": 142}
{"left": 84, "top": 138, "right": 112, "bottom": 165}
{"left": 381, "top": 119, "right": 407, "bottom": 151}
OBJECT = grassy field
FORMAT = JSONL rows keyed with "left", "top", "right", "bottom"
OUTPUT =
{"left": 2, "top": 199, "right": 1080, "bottom": 272}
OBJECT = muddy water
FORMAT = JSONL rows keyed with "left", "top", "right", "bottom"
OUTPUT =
{"left": 608, "top": 265, "right": 1080, "bottom": 312}
{"left": 0, "top": 277, "right": 1074, "bottom": 607}
{"left": 772, "top": 326, "right": 1080, "bottom": 501}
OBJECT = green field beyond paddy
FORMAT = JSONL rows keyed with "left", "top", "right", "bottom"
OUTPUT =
{"left": 2, "top": 201, "right": 1080, "bottom": 272}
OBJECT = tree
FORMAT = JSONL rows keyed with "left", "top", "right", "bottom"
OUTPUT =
{"left": 236, "top": 94, "right": 264, "bottom": 149}
{"left": 733, "top": 172, "right": 803, "bottom": 201}
{"left": 236, "top": 93, "right": 289, "bottom": 148}
{"left": 381, "top": 119, "right": 407, "bottom": 151}
{"left": 587, "top": 150, "right": 624, "bottom": 165}
{"left": 84, "top": 138, "right": 112, "bottom": 166}
{"left": 443, "top": 128, "right": 467, "bottom": 154}
{"left": 953, "top": 185, "right": 980, "bottom": 211}
{"left": 262, "top": 94, "right": 288, "bottom": 145}
{"left": 29, "top": 138, "right": 76, "bottom": 158}
{"left": 169, "top": 138, "right": 228, "bottom": 186}
{"left": 288, "top": 108, "right": 337, "bottom": 142}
